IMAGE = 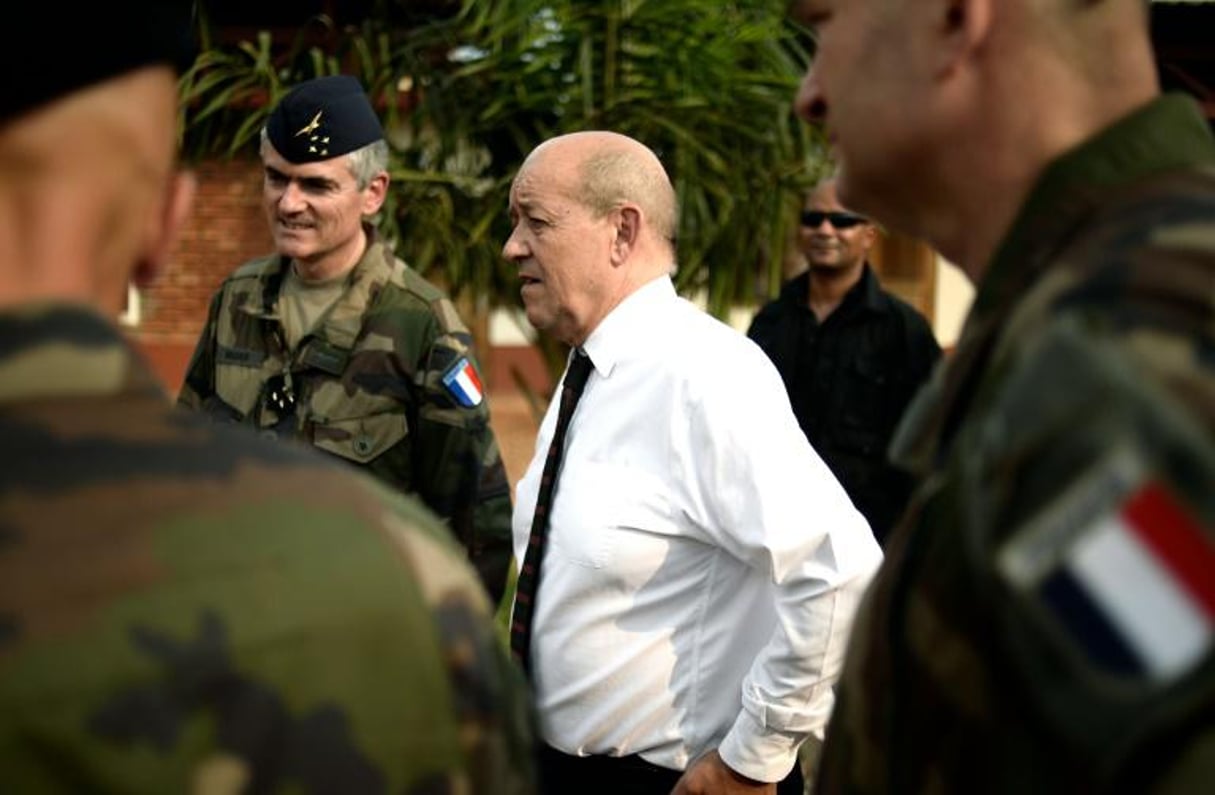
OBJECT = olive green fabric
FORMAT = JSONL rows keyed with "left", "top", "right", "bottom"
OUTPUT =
{"left": 0, "top": 304, "right": 536, "bottom": 793}
{"left": 177, "top": 230, "right": 513, "bottom": 604}
{"left": 816, "top": 94, "right": 1215, "bottom": 793}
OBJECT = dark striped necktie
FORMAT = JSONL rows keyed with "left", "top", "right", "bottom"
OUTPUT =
{"left": 509, "top": 350, "right": 594, "bottom": 675}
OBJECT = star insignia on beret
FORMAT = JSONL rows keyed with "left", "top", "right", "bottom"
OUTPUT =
{"left": 308, "top": 135, "right": 331, "bottom": 156}
{"left": 295, "top": 110, "right": 323, "bottom": 137}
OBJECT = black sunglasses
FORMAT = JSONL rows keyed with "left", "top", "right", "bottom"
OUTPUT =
{"left": 800, "top": 210, "right": 868, "bottom": 229}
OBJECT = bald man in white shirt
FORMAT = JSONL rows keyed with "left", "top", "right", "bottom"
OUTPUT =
{"left": 502, "top": 130, "right": 883, "bottom": 795}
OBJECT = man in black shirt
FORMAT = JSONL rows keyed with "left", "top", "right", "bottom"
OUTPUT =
{"left": 748, "top": 177, "right": 941, "bottom": 545}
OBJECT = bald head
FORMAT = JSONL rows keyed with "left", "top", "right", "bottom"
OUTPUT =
{"left": 524, "top": 131, "right": 678, "bottom": 249}
{"left": 791, "top": 0, "right": 1159, "bottom": 276}
{"left": 0, "top": 67, "right": 195, "bottom": 314}
{"left": 504, "top": 131, "right": 679, "bottom": 346}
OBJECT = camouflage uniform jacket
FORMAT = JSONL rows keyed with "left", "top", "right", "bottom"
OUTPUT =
{"left": 177, "top": 230, "right": 513, "bottom": 604}
{"left": 817, "top": 94, "right": 1215, "bottom": 793}
{"left": 0, "top": 304, "right": 536, "bottom": 793}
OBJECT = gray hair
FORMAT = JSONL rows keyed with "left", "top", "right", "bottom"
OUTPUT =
{"left": 346, "top": 139, "right": 390, "bottom": 188}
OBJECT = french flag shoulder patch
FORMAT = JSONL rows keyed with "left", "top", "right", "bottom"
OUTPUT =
{"left": 999, "top": 453, "right": 1214, "bottom": 683}
{"left": 442, "top": 357, "right": 484, "bottom": 408}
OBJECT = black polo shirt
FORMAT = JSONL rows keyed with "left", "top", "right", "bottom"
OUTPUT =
{"left": 747, "top": 264, "right": 942, "bottom": 545}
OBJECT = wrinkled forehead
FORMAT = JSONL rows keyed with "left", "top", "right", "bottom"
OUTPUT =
{"left": 510, "top": 147, "right": 580, "bottom": 205}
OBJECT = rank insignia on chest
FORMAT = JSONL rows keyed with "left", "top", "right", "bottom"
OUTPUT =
{"left": 999, "top": 454, "right": 1215, "bottom": 683}
{"left": 442, "top": 357, "right": 484, "bottom": 408}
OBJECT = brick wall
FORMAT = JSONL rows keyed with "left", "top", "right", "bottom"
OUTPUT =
{"left": 141, "top": 157, "right": 270, "bottom": 345}
{"left": 129, "top": 157, "right": 270, "bottom": 393}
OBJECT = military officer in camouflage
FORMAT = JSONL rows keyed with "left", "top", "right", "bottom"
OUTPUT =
{"left": 177, "top": 75, "right": 514, "bottom": 604}
{"left": 0, "top": 4, "right": 536, "bottom": 792}
{"left": 793, "top": 0, "right": 1215, "bottom": 791}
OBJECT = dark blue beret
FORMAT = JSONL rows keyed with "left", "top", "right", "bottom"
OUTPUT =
{"left": 4, "top": 2, "right": 196, "bottom": 125}
{"left": 265, "top": 75, "right": 385, "bottom": 164}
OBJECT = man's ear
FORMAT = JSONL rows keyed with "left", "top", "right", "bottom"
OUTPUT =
{"left": 133, "top": 169, "right": 197, "bottom": 288}
{"left": 361, "top": 171, "right": 390, "bottom": 215}
{"left": 935, "top": 0, "right": 993, "bottom": 78}
{"left": 858, "top": 222, "right": 879, "bottom": 253}
{"left": 610, "top": 205, "right": 642, "bottom": 266}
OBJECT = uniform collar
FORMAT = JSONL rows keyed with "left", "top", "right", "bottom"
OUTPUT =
{"left": 301, "top": 225, "right": 396, "bottom": 351}
{"left": 978, "top": 93, "right": 1215, "bottom": 324}
{"left": 891, "top": 93, "right": 1215, "bottom": 477}
{"left": 0, "top": 303, "right": 166, "bottom": 404}
{"left": 244, "top": 224, "right": 396, "bottom": 353}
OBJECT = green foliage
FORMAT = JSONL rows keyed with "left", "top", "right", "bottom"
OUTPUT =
{"left": 180, "top": 0, "right": 829, "bottom": 330}
{"left": 395, "top": 0, "right": 830, "bottom": 316}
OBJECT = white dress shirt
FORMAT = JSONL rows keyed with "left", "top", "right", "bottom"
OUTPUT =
{"left": 513, "top": 275, "right": 883, "bottom": 782}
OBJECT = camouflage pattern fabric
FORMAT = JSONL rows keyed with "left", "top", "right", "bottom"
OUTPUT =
{"left": 0, "top": 305, "right": 536, "bottom": 793}
{"left": 176, "top": 229, "right": 513, "bottom": 605}
{"left": 816, "top": 94, "right": 1215, "bottom": 793}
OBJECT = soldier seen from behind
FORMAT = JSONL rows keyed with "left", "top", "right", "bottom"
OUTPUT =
{"left": 0, "top": 5, "right": 536, "bottom": 792}
{"left": 176, "top": 75, "right": 514, "bottom": 605}
{"left": 791, "top": 0, "right": 1215, "bottom": 792}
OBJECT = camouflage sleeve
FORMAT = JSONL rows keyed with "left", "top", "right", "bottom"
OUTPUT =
{"left": 412, "top": 298, "right": 514, "bottom": 608}
{"left": 0, "top": 404, "right": 537, "bottom": 792}
{"left": 969, "top": 319, "right": 1214, "bottom": 790}
{"left": 829, "top": 318, "right": 1215, "bottom": 794}
{"left": 0, "top": 304, "right": 535, "bottom": 791}
{"left": 371, "top": 485, "right": 538, "bottom": 794}
{"left": 175, "top": 287, "right": 223, "bottom": 411}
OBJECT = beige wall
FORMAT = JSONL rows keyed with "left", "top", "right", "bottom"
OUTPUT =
{"left": 933, "top": 257, "right": 975, "bottom": 350}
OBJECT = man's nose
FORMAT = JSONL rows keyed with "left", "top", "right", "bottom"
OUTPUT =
{"left": 277, "top": 180, "right": 307, "bottom": 212}
{"left": 502, "top": 226, "right": 527, "bottom": 261}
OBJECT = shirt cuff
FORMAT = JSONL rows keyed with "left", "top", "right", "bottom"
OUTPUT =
{"left": 717, "top": 708, "right": 803, "bottom": 783}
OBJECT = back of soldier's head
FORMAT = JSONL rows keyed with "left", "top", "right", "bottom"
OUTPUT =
{"left": 0, "top": 2, "right": 197, "bottom": 313}
{"left": 2, "top": 4, "right": 196, "bottom": 129}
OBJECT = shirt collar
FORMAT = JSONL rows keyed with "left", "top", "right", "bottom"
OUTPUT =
{"left": 779, "top": 262, "right": 885, "bottom": 315}
{"left": 848, "top": 263, "right": 885, "bottom": 314}
{"left": 580, "top": 274, "right": 675, "bottom": 379}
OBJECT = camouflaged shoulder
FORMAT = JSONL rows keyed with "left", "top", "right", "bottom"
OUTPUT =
{"left": 1062, "top": 164, "right": 1215, "bottom": 291}
{"left": 1058, "top": 166, "right": 1214, "bottom": 423}
{"left": 935, "top": 162, "right": 1215, "bottom": 787}
{"left": 0, "top": 401, "right": 536, "bottom": 793}
{"left": 378, "top": 253, "right": 472, "bottom": 337}
{"left": 988, "top": 165, "right": 1215, "bottom": 396}
{"left": 959, "top": 316, "right": 1215, "bottom": 788}
{"left": 0, "top": 306, "right": 164, "bottom": 403}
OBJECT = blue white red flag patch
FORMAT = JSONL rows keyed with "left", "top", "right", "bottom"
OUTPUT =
{"left": 1000, "top": 463, "right": 1214, "bottom": 683}
{"left": 442, "top": 357, "right": 484, "bottom": 408}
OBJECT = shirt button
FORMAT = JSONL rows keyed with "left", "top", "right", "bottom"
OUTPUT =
{"left": 353, "top": 436, "right": 374, "bottom": 456}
